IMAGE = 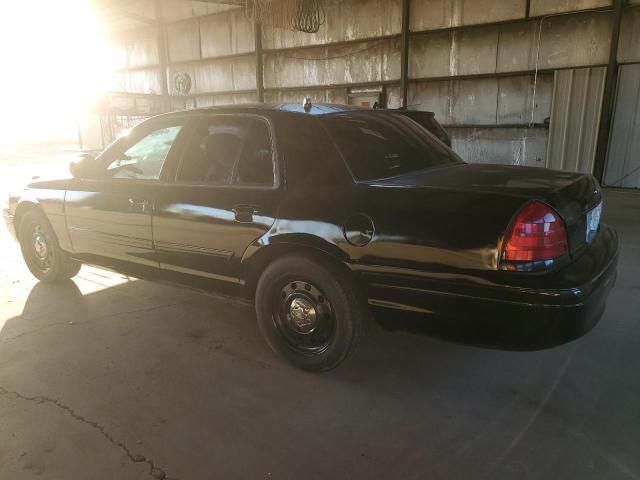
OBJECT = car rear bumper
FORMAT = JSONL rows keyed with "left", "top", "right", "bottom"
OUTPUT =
{"left": 2, "top": 208, "right": 17, "bottom": 241}
{"left": 363, "top": 224, "right": 619, "bottom": 348}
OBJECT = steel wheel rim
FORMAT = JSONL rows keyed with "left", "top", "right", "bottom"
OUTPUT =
{"left": 272, "top": 280, "right": 336, "bottom": 355}
{"left": 30, "top": 224, "right": 53, "bottom": 273}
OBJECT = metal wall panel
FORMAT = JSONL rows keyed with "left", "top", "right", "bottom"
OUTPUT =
{"left": 407, "top": 74, "right": 552, "bottom": 125}
{"left": 263, "top": 39, "right": 401, "bottom": 89}
{"left": 200, "top": 9, "right": 255, "bottom": 59}
{"left": 262, "top": 0, "right": 401, "bottom": 49}
{"left": 167, "top": 56, "right": 256, "bottom": 94}
{"left": 449, "top": 127, "right": 548, "bottom": 166}
{"left": 264, "top": 88, "right": 348, "bottom": 104}
{"left": 409, "top": 13, "right": 611, "bottom": 81}
{"left": 111, "top": 28, "right": 160, "bottom": 70}
{"left": 409, "top": 0, "right": 526, "bottom": 31}
{"left": 618, "top": 7, "right": 640, "bottom": 63}
{"left": 604, "top": 64, "right": 640, "bottom": 189}
{"left": 537, "top": 13, "right": 612, "bottom": 70}
{"left": 546, "top": 67, "right": 606, "bottom": 173}
{"left": 111, "top": 68, "right": 162, "bottom": 95}
{"left": 529, "top": 0, "right": 610, "bottom": 16}
{"left": 167, "top": 19, "right": 201, "bottom": 63}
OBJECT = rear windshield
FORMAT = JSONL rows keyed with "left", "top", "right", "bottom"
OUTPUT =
{"left": 323, "top": 112, "right": 463, "bottom": 182}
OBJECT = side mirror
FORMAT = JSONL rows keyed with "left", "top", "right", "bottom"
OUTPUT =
{"left": 70, "top": 153, "right": 97, "bottom": 179}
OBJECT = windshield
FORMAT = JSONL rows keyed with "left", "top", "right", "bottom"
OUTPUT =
{"left": 323, "top": 112, "right": 463, "bottom": 182}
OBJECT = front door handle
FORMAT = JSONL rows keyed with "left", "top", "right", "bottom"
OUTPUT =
{"left": 232, "top": 204, "right": 258, "bottom": 223}
{"left": 128, "top": 197, "right": 149, "bottom": 213}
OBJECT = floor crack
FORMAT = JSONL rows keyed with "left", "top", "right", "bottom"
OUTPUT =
{"left": 0, "top": 385, "right": 177, "bottom": 480}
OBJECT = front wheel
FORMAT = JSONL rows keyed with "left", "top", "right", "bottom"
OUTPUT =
{"left": 18, "top": 210, "right": 81, "bottom": 283}
{"left": 255, "top": 254, "right": 367, "bottom": 371}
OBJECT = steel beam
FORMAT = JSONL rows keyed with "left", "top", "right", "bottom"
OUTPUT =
{"left": 400, "top": 0, "right": 411, "bottom": 108}
{"left": 155, "top": 0, "right": 170, "bottom": 112}
{"left": 255, "top": 21, "right": 265, "bottom": 103}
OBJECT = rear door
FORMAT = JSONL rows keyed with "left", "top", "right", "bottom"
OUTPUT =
{"left": 153, "top": 113, "right": 281, "bottom": 285}
{"left": 65, "top": 117, "right": 187, "bottom": 269}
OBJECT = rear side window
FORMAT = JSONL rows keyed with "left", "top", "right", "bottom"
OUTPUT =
{"left": 176, "top": 116, "right": 275, "bottom": 187}
{"left": 323, "top": 113, "right": 463, "bottom": 182}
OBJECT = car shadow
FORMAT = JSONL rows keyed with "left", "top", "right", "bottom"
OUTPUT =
{"left": 2, "top": 278, "right": 582, "bottom": 375}
{"left": 371, "top": 307, "right": 592, "bottom": 352}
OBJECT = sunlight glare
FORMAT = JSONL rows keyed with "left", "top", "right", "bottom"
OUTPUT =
{"left": 0, "top": 0, "right": 114, "bottom": 151}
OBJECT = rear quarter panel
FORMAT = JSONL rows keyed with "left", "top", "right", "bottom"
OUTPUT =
{"left": 351, "top": 185, "right": 525, "bottom": 272}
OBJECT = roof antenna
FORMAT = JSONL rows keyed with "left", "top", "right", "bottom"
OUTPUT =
{"left": 303, "top": 97, "right": 312, "bottom": 113}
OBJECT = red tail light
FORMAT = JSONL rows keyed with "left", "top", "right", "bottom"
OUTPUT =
{"left": 503, "top": 201, "right": 568, "bottom": 263}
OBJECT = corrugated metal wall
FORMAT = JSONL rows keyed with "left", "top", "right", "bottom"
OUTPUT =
{"left": 105, "top": 1, "right": 640, "bottom": 180}
{"left": 546, "top": 67, "right": 606, "bottom": 174}
{"left": 604, "top": 64, "right": 640, "bottom": 188}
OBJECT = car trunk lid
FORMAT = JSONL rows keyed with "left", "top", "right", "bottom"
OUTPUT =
{"left": 368, "top": 163, "right": 603, "bottom": 256}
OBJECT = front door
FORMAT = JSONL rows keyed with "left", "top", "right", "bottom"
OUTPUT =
{"left": 65, "top": 117, "right": 187, "bottom": 269}
{"left": 153, "top": 113, "right": 281, "bottom": 285}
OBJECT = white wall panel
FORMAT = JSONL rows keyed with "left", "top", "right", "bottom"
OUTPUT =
{"left": 410, "top": 0, "right": 526, "bottom": 31}
{"left": 112, "top": 68, "right": 162, "bottom": 95}
{"left": 498, "top": 74, "right": 553, "bottom": 124}
{"left": 111, "top": 28, "right": 159, "bottom": 69}
{"left": 167, "top": 19, "right": 201, "bottom": 62}
{"left": 455, "top": 28, "right": 499, "bottom": 76}
{"left": 407, "top": 75, "right": 552, "bottom": 125}
{"left": 537, "top": 12, "right": 612, "bottom": 69}
{"left": 618, "top": 7, "right": 640, "bottom": 63}
{"left": 200, "top": 9, "right": 254, "bottom": 59}
{"left": 262, "top": 0, "right": 401, "bottom": 49}
{"left": 450, "top": 127, "right": 548, "bottom": 166}
{"left": 408, "top": 81, "right": 452, "bottom": 120}
{"left": 264, "top": 88, "right": 348, "bottom": 104}
{"left": 529, "top": 0, "right": 610, "bottom": 16}
{"left": 264, "top": 39, "right": 400, "bottom": 89}
{"left": 168, "top": 57, "right": 256, "bottom": 94}
{"left": 496, "top": 22, "right": 538, "bottom": 72}
{"left": 409, "top": 32, "right": 452, "bottom": 78}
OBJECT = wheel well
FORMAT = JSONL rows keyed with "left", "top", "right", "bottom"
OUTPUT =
{"left": 242, "top": 243, "right": 354, "bottom": 300}
{"left": 13, "top": 202, "right": 41, "bottom": 241}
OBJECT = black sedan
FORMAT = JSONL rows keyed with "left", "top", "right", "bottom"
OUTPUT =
{"left": 3, "top": 104, "right": 619, "bottom": 371}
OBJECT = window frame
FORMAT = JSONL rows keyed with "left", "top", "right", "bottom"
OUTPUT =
{"left": 95, "top": 116, "right": 190, "bottom": 185}
{"left": 321, "top": 111, "right": 464, "bottom": 184}
{"left": 171, "top": 113, "right": 281, "bottom": 191}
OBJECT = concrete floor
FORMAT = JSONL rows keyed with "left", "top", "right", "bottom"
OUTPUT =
{"left": 1, "top": 156, "right": 639, "bottom": 480}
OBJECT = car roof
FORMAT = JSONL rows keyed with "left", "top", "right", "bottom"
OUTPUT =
{"left": 157, "top": 103, "right": 435, "bottom": 119}
{"left": 192, "top": 103, "right": 368, "bottom": 116}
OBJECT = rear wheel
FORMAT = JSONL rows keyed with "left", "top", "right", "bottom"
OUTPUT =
{"left": 255, "top": 254, "right": 367, "bottom": 371}
{"left": 18, "top": 210, "right": 81, "bottom": 282}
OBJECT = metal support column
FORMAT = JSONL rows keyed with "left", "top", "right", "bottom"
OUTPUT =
{"left": 155, "top": 0, "right": 170, "bottom": 112}
{"left": 400, "top": 0, "right": 411, "bottom": 108}
{"left": 593, "top": 0, "right": 625, "bottom": 182}
{"left": 255, "top": 21, "right": 265, "bottom": 103}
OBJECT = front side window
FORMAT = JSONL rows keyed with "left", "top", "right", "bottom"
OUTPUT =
{"left": 105, "top": 125, "right": 183, "bottom": 180}
{"left": 176, "top": 116, "right": 275, "bottom": 187}
{"left": 323, "top": 113, "right": 463, "bottom": 182}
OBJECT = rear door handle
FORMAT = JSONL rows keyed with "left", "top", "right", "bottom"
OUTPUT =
{"left": 128, "top": 197, "right": 149, "bottom": 213}
{"left": 232, "top": 204, "right": 258, "bottom": 223}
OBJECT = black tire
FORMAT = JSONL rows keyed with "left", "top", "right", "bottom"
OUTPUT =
{"left": 18, "top": 209, "right": 82, "bottom": 283}
{"left": 255, "top": 253, "right": 367, "bottom": 371}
